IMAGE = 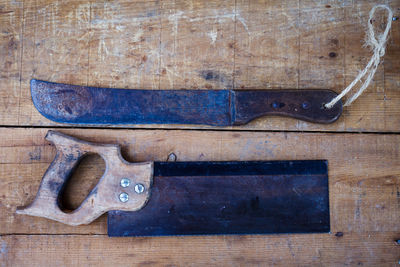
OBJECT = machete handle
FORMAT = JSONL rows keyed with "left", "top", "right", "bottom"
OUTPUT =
{"left": 232, "top": 90, "right": 343, "bottom": 125}
{"left": 16, "top": 131, "right": 153, "bottom": 226}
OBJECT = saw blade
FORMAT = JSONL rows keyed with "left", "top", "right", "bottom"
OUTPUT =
{"left": 108, "top": 160, "right": 330, "bottom": 236}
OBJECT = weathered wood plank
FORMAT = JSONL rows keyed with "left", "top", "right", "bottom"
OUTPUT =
{"left": 1, "top": 233, "right": 399, "bottom": 266}
{"left": 0, "top": 0, "right": 23, "bottom": 125}
{"left": 0, "top": 0, "right": 398, "bottom": 131}
{"left": 235, "top": 0, "right": 300, "bottom": 89}
{"left": 88, "top": 0, "right": 161, "bottom": 89}
{"left": 0, "top": 1, "right": 398, "bottom": 266}
{"left": 159, "top": 0, "right": 236, "bottom": 90}
{"left": 1, "top": 128, "right": 399, "bottom": 235}
{"left": 18, "top": 0, "right": 92, "bottom": 125}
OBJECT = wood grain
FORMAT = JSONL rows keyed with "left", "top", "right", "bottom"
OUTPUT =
{"left": 0, "top": 0, "right": 398, "bottom": 131}
{"left": 0, "top": 0, "right": 23, "bottom": 125}
{"left": 0, "top": 0, "right": 400, "bottom": 266}
{"left": 1, "top": 233, "right": 399, "bottom": 266}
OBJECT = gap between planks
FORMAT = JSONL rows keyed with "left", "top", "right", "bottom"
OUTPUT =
{"left": 0, "top": 125, "right": 399, "bottom": 135}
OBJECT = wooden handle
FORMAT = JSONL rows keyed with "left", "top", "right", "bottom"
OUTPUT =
{"left": 232, "top": 90, "right": 343, "bottom": 125}
{"left": 16, "top": 131, "right": 153, "bottom": 226}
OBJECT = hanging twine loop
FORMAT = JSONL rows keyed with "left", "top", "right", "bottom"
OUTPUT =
{"left": 324, "top": 5, "right": 393, "bottom": 109}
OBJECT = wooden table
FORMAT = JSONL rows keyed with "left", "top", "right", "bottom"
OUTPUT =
{"left": 1, "top": 0, "right": 399, "bottom": 265}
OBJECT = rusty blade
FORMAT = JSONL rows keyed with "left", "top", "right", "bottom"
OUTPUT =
{"left": 31, "top": 79, "right": 342, "bottom": 126}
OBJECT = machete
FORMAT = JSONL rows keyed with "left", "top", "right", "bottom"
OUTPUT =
{"left": 31, "top": 79, "right": 342, "bottom": 126}
{"left": 17, "top": 131, "right": 330, "bottom": 236}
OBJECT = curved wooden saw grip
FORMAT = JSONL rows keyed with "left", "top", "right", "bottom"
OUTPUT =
{"left": 16, "top": 131, "right": 153, "bottom": 226}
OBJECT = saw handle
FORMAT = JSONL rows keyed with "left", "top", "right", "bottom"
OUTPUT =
{"left": 16, "top": 131, "right": 153, "bottom": 226}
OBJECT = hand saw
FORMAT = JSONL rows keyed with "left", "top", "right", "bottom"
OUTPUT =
{"left": 31, "top": 79, "right": 342, "bottom": 126}
{"left": 17, "top": 131, "right": 330, "bottom": 236}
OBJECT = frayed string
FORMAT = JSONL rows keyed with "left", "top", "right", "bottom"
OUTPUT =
{"left": 324, "top": 5, "right": 393, "bottom": 109}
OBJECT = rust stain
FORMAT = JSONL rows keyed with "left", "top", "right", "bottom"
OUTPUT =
{"left": 31, "top": 80, "right": 94, "bottom": 121}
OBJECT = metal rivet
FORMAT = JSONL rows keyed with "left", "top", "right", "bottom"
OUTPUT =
{"left": 134, "top": 183, "right": 145, "bottom": 194}
{"left": 120, "top": 178, "right": 131, "bottom": 188}
{"left": 302, "top": 101, "right": 310, "bottom": 109}
{"left": 119, "top": 192, "right": 129, "bottom": 202}
{"left": 271, "top": 101, "right": 279, "bottom": 109}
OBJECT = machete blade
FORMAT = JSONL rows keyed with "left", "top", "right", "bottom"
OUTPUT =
{"left": 31, "top": 79, "right": 342, "bottom": 126}
{"left": 108, "top": 160, "right": 330, "bottom": 237}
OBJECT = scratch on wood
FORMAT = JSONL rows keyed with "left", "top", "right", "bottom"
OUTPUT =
{"left": 116, "top": 25, "right": 126, "bottom": 31}
{"left": 168, "top": 10, "right": 185, "bottom": 43}
{"left": 132, "top": 28, "right": 144, "bottom": 43}
{"left": 236, "top": 15, "right": 249, "bottom": 33}
{"left": 354, "top": 193, "right": 363, "bottom": 223}
{"left": 208, "top": 30, "right": 217, "bottom": 45}
{"left": 286, "top": 237, "right": 296, "bottom": 258}
{"left": 167, "top": 9, "right": 249, "bottom": 34}
{"left": 0, "top": 239, "right": 8, "bottom": 265}
{"left": 98, "top": 38, "right": 109, "bottom": 62}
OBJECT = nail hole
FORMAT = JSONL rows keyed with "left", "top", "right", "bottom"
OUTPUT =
{"left": 335, "top": 232, "right": 344, "bottom": 237}
{"left": 329, "top": 52, "right": 337, "bottom": 58}
{"left": 167, "top": 152, "right": 177, "bottom": 162}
